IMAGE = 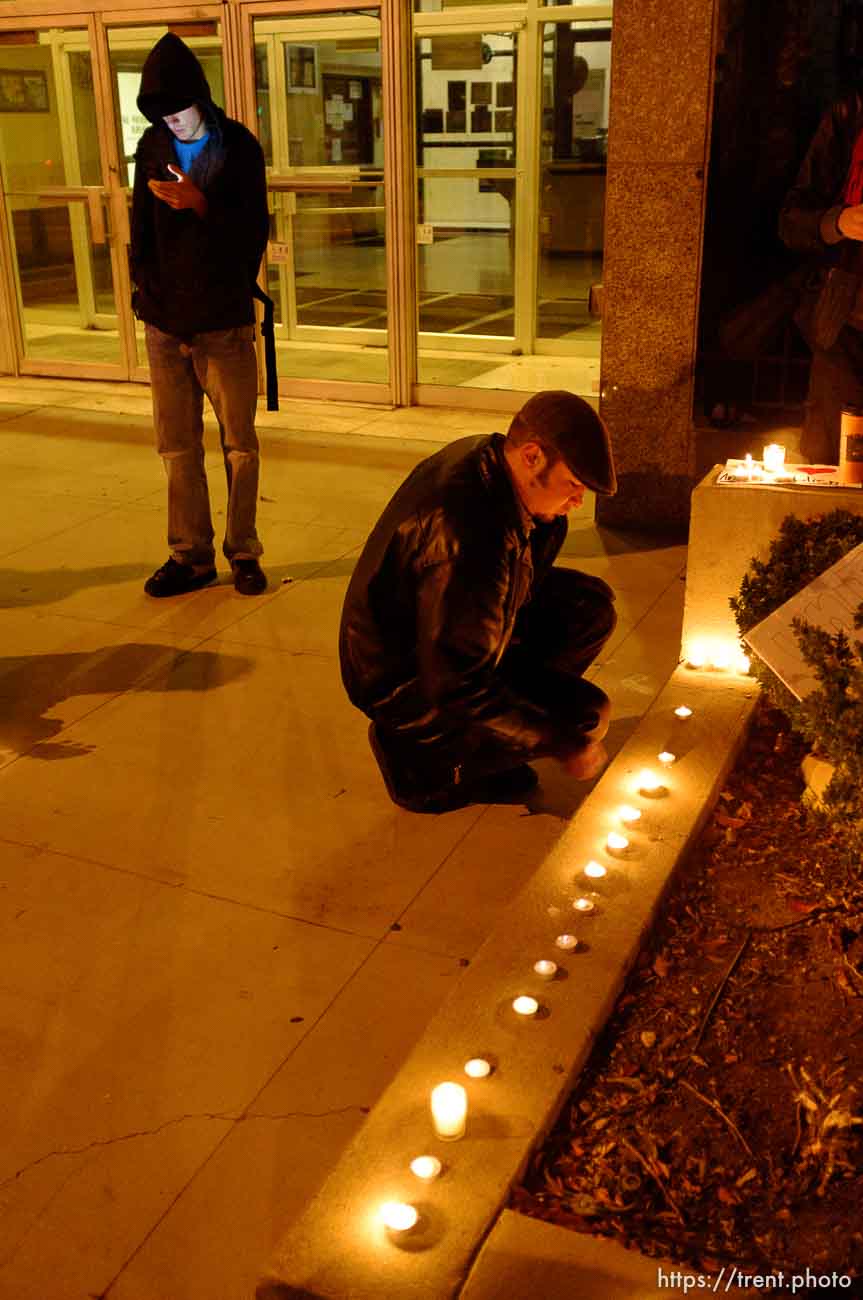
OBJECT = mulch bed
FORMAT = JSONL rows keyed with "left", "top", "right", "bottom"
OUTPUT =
{"left": 514, "top": 702, "right": 863, "bottom": 1279}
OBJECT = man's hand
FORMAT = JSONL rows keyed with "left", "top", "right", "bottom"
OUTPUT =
{"left": 148, "top": 164, "right": 207, "bottom": 218}
{"left": 837, "top": 204, "right": 863, "bottom": 240}
{"left": 559, "top": 738, "right": 608, "bottom": 781}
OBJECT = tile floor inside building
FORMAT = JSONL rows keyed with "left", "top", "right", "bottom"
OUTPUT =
{"left": 0, "top": 376, "right": 686, "bottom": 1300}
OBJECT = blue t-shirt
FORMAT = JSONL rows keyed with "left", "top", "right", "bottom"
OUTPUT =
{"left": 173, "top": 133, "right": 209, "bottom": 174}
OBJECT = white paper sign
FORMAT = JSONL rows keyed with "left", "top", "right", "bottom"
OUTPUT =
{"left": 744, "top": 542, "right": 863, "bottom": 699}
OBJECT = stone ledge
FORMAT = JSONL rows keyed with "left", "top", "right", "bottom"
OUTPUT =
{"left": 258, "top": 668, "right": 759, "bottom": 1300}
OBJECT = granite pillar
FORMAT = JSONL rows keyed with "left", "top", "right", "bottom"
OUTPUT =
{"left": 596, "top": 0, "right": 717, "bottom": 533}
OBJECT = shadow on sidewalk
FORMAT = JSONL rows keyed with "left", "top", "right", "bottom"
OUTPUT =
{"left": 0, "top": 644, "right": 252, "bottom": 762}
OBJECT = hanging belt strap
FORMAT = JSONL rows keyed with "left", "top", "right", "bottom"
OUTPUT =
{"left": 252, "top": 283, "right": 279, "bottom": 411}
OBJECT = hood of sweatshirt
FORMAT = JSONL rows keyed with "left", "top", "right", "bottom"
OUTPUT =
{"left": 137, "top": 32, "right": 213, "bottom": 123}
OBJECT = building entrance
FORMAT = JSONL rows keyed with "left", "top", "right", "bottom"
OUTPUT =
{"left": 0, "top": 0, "right": 613, "bottom": 408}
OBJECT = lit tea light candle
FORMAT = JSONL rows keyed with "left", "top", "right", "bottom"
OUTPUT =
{"left": 410, "top": 1155, "right": 442, "bottom": 1182}
{"left": 573, "top": 897, "right": 596, "bottom": 914}
{"left": 512, "top": 995, "right": 539, "bottom": 1017}
{"left": 735, "top": 651, "right": 751, "bottom": 674}
{"left": 638, "top": 768, "right": 663, "bottom": 795}
{"left": 430, "top": 1082, "right": 467, "bottom": 1141}
{"left": 686, "top": 643, "right": 707, "bottom": 669}
{"left": 618, "top": 804, "right": 642, "bottom": 825}
{"left": 763, "top": 443, "right": 786, "bottom": 473}
{"left": 657, "top": 751, "right": 676, "bottom": 766}
{"left": 381, "top": 1201, "right": 419, "bottom": 1233}
{"left": 533, "top": 959, "right": 558, "bottom": 981}
{"left": 464, "top": 1057, "right": 492, "bottom": 1079}
{"left": 674, "top": 705, "right": 692, "bottom": 719}
{"left": 555, "top": 933, "right": 579, "bottom": 951}
{"left": 744, "top": 452, "right": 754, "bottom": 479}
{"left": 583, "top": 860, "right": 607, "bottom": 879}
{"left": 606, "top": 831, "right": 629, "bottom": 853}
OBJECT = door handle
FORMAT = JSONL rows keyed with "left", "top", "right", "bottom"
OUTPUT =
{"left": 25, "top": 186, "right": 108, "bottom": 245}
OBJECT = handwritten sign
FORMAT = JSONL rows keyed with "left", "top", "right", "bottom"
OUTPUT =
{"left": 744, "top": 542, "right": 863, "bottom": 699}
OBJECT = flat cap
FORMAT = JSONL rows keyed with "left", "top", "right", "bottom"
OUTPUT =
{"left": 517, "top": 390, "right": 617, "bottom": 496}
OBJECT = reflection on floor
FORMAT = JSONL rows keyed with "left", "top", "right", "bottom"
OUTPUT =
{"left": 20, "top": 232, "right": 603, "bottom": 393}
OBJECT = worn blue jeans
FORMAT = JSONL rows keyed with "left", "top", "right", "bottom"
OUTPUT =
{"left": 145, "top": 323, "right": 263, "bottom": 567}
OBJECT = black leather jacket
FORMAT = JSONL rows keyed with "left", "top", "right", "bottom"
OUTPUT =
{"left": 339, "top": 434, "right": 570, "bottom": 775}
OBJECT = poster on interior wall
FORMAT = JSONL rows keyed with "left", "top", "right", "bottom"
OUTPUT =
{"left": 573, "top": 67, "right": 605, "bottom": 136}
{"left": 287, "top": 45, "right": 317, "bottom": 94}
{"left": 445, "top": 110, "right": 466, "bottom": 133}
{"left": 447, "top": 81, "right": 466, "bottom": 111}
{"left": 0, "top": 69, "right": 49, "bottom": 113}
{"left": 117, "top": 70, "right": 151, "bottom": 183}
{"left": 743, "top": 542, "right": 863, "bottom": 699}
{"left": 495, "top": 110, "right": 513, "bottom": 133}
{"left": 471, "top": 82, "right": 491, "bottom": 105}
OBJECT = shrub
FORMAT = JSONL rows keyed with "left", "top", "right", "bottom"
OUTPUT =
{"left": 730, "top": 510, "right": 863, "bottom": 852}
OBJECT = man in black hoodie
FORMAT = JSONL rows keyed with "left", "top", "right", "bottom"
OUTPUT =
{"left": 131, "top": 34, "right": 270, "bottom": 597}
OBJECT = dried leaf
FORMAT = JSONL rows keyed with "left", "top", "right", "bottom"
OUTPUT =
{"left": 788, "top": 898, "right": 819, "bottom": 914}
{"left": 641, "top": 1031, "right": 657, "bottom": 1048}
{"left": 715, "top": 810, "right": 746, "bottom": 829}
{"left": 654, "top": 954, "right": 671, "bottom": 978}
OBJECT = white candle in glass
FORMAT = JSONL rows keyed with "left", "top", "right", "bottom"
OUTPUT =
{"left": 464, "top": 1058, "right": 492, "bottom": 1079}
{"left": 533, "top": 959, "right": 558, "bottom": 981}
{"left": 657, "top": 751, "right": 676, "bottom": 766}
{"left": 606, "top": 831, "right": 629, "bottom": 853}
{"left": 763, "top": 443, "right": 786, "bottom": 473}
{"left": 430, "top": 1082, "right": 467, "bottom": 1140}
{"left": 584, "top": 860, "right": 606, "bottom": 879}
{"left": 674, "top": 705, "right": 693, "bottom": 719}
{"left": 556, "top": 933, "right": 579, "bottom": 951}
{"left": 618, "top": 804, "right": 642, "bottom": 825}
{"left": 573, "top": 897, "right": 596, "bottom": 914}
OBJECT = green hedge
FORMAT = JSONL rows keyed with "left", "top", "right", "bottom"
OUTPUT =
{"left": 731, "top": 510, "right": 863, "bottom": 847}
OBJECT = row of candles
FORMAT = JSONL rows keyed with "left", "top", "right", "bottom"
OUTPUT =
{"left": 378, "top": 703, "right": 699, "bottom": 1238}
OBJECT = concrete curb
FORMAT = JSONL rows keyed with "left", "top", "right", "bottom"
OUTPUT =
{"left": 258, "top": 668, "right": 759, "bottom": 1300}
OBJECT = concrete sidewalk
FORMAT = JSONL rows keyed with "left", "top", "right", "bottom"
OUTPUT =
{"left": 0, "top": 377, "right": 686, "bottom": 1300}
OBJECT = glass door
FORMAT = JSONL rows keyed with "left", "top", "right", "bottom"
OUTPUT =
{"left": 411, "top": 1, "right": 613, "bottom": 408}
{"left": 0, "top": 17, "right": 133, "bottom": 376}
{"left": 245, "top": 8, "right": 390, "bottom": 400}
{"left": 414, "top": 19, "right": 524, "bottom": 394}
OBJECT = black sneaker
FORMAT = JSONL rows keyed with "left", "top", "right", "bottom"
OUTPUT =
{"left": 232, "top": 558, "right": 267, "bottom": 596}
{"left": 144, "top": 558, "right": 217, "bottom": 598}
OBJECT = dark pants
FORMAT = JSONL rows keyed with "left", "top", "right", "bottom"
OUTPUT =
{"left": 370, "top": 567, "right": 615, "bottom": 808}
{"left": 801, "top": 323, "right": 863, "bottom": 464}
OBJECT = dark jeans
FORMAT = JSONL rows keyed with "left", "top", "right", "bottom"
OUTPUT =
{"left": 801, "top": 322, "right": 863, "bottom": 464}
{"left": 371, "top": 567, "right": 616, "bottom": 807}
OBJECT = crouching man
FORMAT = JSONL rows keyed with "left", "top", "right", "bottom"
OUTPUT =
{"left": 339, "top": 390, "right": 618, "bottom": 813}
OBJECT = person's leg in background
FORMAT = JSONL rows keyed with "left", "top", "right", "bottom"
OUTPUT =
{"left": 143, "top": 323, "right": 217, "bottom": 596}
{"left": 196, "top": 325, "right": 266, "bottom": 595}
